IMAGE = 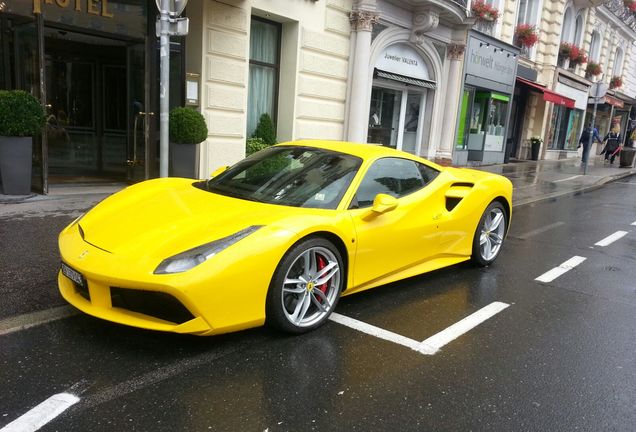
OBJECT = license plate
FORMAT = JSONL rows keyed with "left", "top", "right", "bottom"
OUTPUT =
{"left": 61, "top": 263, "right": 85, "bottom": 288}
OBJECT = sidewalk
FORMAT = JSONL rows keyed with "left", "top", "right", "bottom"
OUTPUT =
{"left": 1, "top": 155, "right": 635, "bottom": 217}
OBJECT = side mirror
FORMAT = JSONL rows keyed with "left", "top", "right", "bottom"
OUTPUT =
{"left": 371, "top": 193, "right": 398, "bottom": 214}
{"left": 210, "top": 165, "right": 229, "bottom": 178}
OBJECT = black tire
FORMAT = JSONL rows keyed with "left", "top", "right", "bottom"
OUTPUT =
{"left": 471, "top": 201, "right": 507, "bottom": 267}
{"left": 266, "top": 237, "right": 343, "bottom": 334}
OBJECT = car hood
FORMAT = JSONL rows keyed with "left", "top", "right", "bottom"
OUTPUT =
{"left": 78, "top": 178, "right": 298, "bottom": 258}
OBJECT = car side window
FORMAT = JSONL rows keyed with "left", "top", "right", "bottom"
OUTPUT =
{"left": 350, "top": 157, "right": 439, "bottom": 209}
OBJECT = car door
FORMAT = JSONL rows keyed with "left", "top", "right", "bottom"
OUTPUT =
{"left": 347, "top": 157, "right": 443, "bottom": 292}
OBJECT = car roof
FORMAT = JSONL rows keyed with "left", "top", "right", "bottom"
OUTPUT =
{"left": 274, "top": 140, "right": 443, "bottom": 169}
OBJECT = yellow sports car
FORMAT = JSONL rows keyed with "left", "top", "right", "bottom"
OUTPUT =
{"left": 58, "top": 140, "right": 512, "bottom": 335}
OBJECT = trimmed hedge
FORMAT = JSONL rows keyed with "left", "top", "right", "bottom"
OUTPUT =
{"left": 169, "top": 107, "right": 208, "bottom": 144}
{"left": 252, "top": 113, "right": 276, "bottom": 145}
{"left": 0, "top": 90, "right": 46, "bottom": 137}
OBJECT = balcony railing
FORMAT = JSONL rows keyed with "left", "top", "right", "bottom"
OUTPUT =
{"left": 603, "top": 0, "right": 636, "bottom": 32}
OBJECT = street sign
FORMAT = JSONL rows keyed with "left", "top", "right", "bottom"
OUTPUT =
{"left": 590, "top": 81, "right": 609, "bottom": 98}
{"left": 155, "top": 17, "right": 189, "bottom": 36}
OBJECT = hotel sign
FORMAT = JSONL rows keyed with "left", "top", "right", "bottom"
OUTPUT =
{"left": 33, "top": 0, "right": 114, "bottom": 17}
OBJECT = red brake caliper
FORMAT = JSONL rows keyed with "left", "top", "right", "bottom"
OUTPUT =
{"left": 316, "top": 254, "right": 329, "bottom": 300}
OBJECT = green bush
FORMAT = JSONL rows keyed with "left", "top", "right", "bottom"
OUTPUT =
{"left": 169, "top": 107, "right": 208, "bottom": 144}
{"left": 252, "top": 113, "right": 276, "bottom": 145}
{"left": 246, "top": 137, "right": 270, "bottom": 155}
{"left": 0, "top": 90, "right": 46, "bottom": 137}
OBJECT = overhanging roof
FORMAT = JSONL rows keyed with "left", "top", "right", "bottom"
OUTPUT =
{"left": 375, "top": 69, "right": 437, "bottom": 89}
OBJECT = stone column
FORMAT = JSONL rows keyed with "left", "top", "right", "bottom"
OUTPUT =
{"left": 347, "top": 10, "right": 379, "bottom": 143}
{"left": 439, "top": 43, "right": 466, "bottom": 160}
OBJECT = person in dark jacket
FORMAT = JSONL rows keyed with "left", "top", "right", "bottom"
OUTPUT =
{"left": 578, "top": 124, "right": 601, "bottom": 163}
{"left": 601, "top": 129, "right": 622, "bottom": 165}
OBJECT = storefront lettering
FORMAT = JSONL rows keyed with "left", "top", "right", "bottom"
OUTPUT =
{"left": 470, "top": 50, "right": 513, "bottom": 77}
{"left": 33, "top": 0, "right": 114, "bottom": 18}
{"left": 384, "top": 53, "right": 418, "bottom": 67}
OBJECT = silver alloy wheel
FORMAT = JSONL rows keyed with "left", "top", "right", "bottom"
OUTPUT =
{"left": 281, "top": 246, "right": 341, "bottom": 328}
{"left": 479, "top": 207, "right": 506, "bottom": 261}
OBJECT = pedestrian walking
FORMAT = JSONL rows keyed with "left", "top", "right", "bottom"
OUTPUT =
{"left": 600, "top": 128, "right": 622, "bottom": 165}
{"left": 578, "top": 123, "right": 601, "bottom": 163}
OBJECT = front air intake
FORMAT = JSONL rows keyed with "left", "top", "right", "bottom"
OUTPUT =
{"left": 111, "top": 288, "right": 195, "bottom": 324}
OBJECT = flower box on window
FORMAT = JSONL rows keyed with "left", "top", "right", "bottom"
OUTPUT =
{"left": 610, "top": 76, "right": 623, "bottom": 89}
{"left": 471, "top": 0, "right": 500, "bottom": 23}
{"left": 514, "top": 24, "right": 539, "bottom": 48}
{"left": 585, "top": 62, "right": 602, "bottom": 78}
{"left": 559, "top": 42, "right": 586, "bottom": 67}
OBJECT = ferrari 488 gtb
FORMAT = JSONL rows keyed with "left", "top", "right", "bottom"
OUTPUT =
{"left": 58, "top": 140, "right": 512, "bottom": 335}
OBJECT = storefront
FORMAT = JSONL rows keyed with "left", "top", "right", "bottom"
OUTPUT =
{"left": 454, "top": 31, "right": 519, "bottom": 165}
{"left": 0, "top": 0, "right": 184, "bottom": 193}
{"left": 545, "top": 74, "right": 589, "bottom": 157}
{"left": 367, "top": 43, "right": 436, "bottom": 155}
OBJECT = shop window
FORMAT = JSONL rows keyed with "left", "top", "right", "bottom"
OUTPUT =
{"left": 459, "top": 90, "right": 508, "bottom": 154}
{"left": 548, "top": 106, "right": 583, "bottom": 151}
{"left": 247, "top": 17, "right": 281, "bottom": 137}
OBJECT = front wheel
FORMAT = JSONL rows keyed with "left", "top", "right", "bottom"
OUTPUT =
{"left": 471, "top": 201, "right": 507, "bottom": 267}
{"left": 266, "top": 238, "right": 343, "bottom": 333}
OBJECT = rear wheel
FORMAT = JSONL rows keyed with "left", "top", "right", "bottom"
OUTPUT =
{"left": 266, "top": 238, "right": 343, "bottom": 333}
{"left": 471, "top": 201, "right": 507, "bottom": 267}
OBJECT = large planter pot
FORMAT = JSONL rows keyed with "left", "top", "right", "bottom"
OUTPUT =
{"left": 169, "top": 142, "right": 200, "bottom": 179}
{"left": 0, "top": 136, "right": 32, "bottom": 195}
{"left": 530, "top": 141, "right": 541, "bottom": 160}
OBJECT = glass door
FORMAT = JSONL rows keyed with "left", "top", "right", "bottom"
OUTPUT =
{"left": 126, "top": 42, "right": 149, "bottom": 182}
{"left": 401, "top": 91, "right": 425, "bottom": 154}
{"left": 368, "top": 87, "right": 402, "bottom": 149}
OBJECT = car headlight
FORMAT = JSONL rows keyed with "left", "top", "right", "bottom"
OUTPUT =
{"left": 154, "top": 225, "right": 263, "bottom": 274}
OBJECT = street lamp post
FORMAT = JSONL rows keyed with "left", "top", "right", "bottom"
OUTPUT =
{"left": 584, "top": 79, "right": 608, "bottom": 175}
{"left": 155, "top": 0, "right": 189, "bottom": 177}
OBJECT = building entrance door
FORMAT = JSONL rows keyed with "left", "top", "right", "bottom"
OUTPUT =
{"left": 367, "top": 84, "right": 426, "bottom": 155}
{"left": 44, "top": 29, "right": 147, "bottom": 182}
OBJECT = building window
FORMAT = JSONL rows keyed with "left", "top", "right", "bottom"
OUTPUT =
{"left": 247, "top": 17, "right": 281, "bottom": 137}
{"left": 612, "top": 47, "right": 624, "bottom": 76}
{"left": 574, "top": 14, "right": 583, "bottom": 45}
{"left": 590, "top": 31, "right": 601, "bottom": 62}
{"left": 561, "top": 7, "right": 574, "bottom": 43}
{"left": 516, "top": 0, "right": 539, "bottom": 27}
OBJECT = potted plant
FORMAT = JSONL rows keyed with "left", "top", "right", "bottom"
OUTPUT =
{"left": 471, "top": 0, "right": 500, "bottom": 23}
{"left": 169, "top": 107, "right": 208, "bottom": 178}
{"left": 0, "top": 90, "right": 45, "bottom": 195}
{"left": 514, "top": 24, "right": 539, "bottom": 48}
{"left": 569, "top": 47, "right": 587, "bottom": 67}
{"left": 530, "top": 136, "right": 543, "bottom": 161}
{"left": 610, "top": 76, "right": 623, "bottom": 90}
{"left": 585, "top": 61, "right": 602, "bottom": 78}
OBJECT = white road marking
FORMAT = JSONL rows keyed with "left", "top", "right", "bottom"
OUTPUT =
{"left": 0, "top": 306, "right": 78, "bottom": 336}
{"left": 517, "top": 221, "right": 565, "bottom": 239}
{"left": 535, "top": 256, "right": 587, "bottom": 283}
{"left": 631, "top": 221, "right": 636, "bottom": 226}
{"left": 329, "top": 313, "right": 421, "bottom": 352}
{"left": 0, "top": 393, "right": 79, "bottom": 432}
{"left": 330, "top": 302, "right": 510, "bottom": 356}
{"left": 595, "top": 231, "right": 629, "bottom": 247}
{"left": 418, "top": 302, "right": 510, "bottom": 355}
{"left": 553, "top": 175, "right": 582, "bottom": 183}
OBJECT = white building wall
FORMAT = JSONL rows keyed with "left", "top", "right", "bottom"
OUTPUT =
{"left": 192, "top": 0, "right": 352, "bottom": 177}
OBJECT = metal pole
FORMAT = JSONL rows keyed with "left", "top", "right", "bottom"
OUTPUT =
{"left": 583, "top": 100, "right": 598, "bottom": 175}
{"left": 159, "top": 0, "right": 170, "bottom": 177}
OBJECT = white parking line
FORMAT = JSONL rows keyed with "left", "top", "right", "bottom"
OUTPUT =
{"left": 553, "top": 175, "right": 582, "bottom": 183}
{"left": 595, "top": 231, "right": 629, "bottom": 247}
{"left": 517, "top": 221, "right": 565, "bottom": 239}
{"left": 631, "top": 221, "right": 636, "bottom": 226}
{"left": 535, "top": 256, "right": 586, "bottom": 283}
{"left": 0, "top": 393, "right": 79, "bottom": 432}
{"left": 330, "top": 302, "right": 510, "bottom": 356}
{"left": 0, "top": 306, "right": 78, "bottom": 336}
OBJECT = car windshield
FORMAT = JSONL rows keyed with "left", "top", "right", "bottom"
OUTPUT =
{"left": 199, "top": 146, "right": 362, "bottom": 209}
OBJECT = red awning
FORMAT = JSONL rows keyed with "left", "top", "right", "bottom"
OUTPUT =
{"left": 516, "top": 77, "right": 576, "bottom": 108}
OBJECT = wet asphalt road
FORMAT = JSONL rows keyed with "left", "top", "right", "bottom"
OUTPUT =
{"left": 1, "top": 176, "right": 635, "bottom": 431}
